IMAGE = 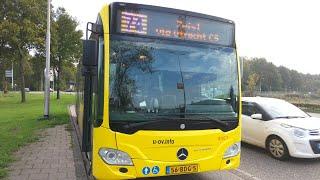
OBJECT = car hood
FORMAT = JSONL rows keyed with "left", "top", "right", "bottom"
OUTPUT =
{"left": 275, "top": 117, "right": 320, "bottom": 130}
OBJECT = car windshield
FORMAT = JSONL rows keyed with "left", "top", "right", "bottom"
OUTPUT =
{"left": 259, "top": 99, "right": 309, "bottom": 119}
{"left": 109, "top": 38, "right": 239, "bottom": 126}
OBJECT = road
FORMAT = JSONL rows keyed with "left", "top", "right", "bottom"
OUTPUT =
{"left": 141, "top": 171, "right": 243, "bottom": 180}
{"left": 149, "top": 113, "right": 320, "bottom": 180}
{"left": 237, "top": 112, "right": 320, "bottom": 180}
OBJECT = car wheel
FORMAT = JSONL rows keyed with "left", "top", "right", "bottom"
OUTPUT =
{"left": 266, "top": 136, "right": 289, "bottom": 160}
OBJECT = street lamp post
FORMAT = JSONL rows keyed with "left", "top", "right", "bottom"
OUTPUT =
{"left": 11, "top": 63, "right": 13, "bottom": 89}
{"left": 44, "top": 0, "right": 51, "bottom": 119}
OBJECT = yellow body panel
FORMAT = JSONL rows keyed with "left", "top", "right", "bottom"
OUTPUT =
{"left": 92, "top": 127, "right": 241, "bottom": 179}
{"left": 100, "top": 4, "right": 110, "bottom": 129}
{"left": 116, "top": 129, "right": 240, "bottom": 161}
{"left": 90, "top": 4, "right": 242, "bottom": 179}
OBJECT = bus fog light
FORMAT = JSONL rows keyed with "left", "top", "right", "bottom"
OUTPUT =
{"left": 98, "top": 148, "right": 133, "bottom": 166}
{"left": 224, "top": 142, "right": 241, "bottom": 158}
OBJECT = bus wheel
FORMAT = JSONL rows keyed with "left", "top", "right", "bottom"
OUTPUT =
{"left": 266, "top": 136, "right": 289, "bottom": 160}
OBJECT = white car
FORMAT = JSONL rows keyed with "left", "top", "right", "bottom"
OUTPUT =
{"left": 242, "top": 97, "right": 320, "bottom": 160}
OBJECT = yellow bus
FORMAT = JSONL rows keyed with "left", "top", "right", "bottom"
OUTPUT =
{"left": 76, "top": 2, "right": 241, "bottom": 179}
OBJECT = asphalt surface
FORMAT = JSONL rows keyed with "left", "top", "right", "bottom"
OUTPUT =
{"left": 150, "top": 113, "right": 320, "bottom": 180}
{"left": 142, "top": 171, "right": 243, "bottom": 180}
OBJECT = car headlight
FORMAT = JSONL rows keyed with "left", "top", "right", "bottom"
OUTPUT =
{"left": 98, "top": 148, "right": 133, "bottom": 166}
{"left": 281, "top": 123, "right": 307, "bottom": 138}
{"left": 224, "top": 142, "right": 241, "bottom": 158}
{"left": 293, "top": 128, "right": 306, "bottom": 138}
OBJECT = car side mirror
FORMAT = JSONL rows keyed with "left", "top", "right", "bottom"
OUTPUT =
{"left": 82, "top": 39, "right": 97, "bottom": 67}
{"left": 251, "top": 113, "right": 262, "bottom": 120}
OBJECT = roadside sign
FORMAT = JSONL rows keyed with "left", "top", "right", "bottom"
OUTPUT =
{"left": 5, "top": 70, "right": 13, "bottom": 78}
{"left": 44, "top": 68, "right": 55, "bottom": 82}
{"left": 49, "top": 70, "right": 54, "bottom": 81}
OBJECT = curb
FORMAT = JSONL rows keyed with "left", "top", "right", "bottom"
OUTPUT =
{"left": 68, "top": 105, "right": 90, "bottom": 180}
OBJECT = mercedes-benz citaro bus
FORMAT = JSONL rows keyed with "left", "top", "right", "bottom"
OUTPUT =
{"left": 76, "top": 2, "right": 241, "bottom": 179}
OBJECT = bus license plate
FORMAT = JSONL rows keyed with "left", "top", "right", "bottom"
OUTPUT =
{"left": 166, "top": 164, "right": 198, "bottom": 175}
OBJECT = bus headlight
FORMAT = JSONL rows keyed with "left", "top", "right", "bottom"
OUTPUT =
{"left": 98, "top": 148, "right": 133, "bottom": 166}
{"left": 223, "top": 142, "right": 241, "bottom": 158}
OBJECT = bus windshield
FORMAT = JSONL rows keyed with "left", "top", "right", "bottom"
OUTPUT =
{"left": 109, "top": 38, "right": 239, "bottom": 131}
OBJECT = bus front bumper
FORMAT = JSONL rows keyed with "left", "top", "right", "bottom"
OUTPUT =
{"left": 93, "top": 154, "right": 240, "bottom": 179}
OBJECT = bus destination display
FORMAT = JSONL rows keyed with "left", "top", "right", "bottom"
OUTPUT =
{"left": 117, "top": 9, "right": 234, "bottom": 46}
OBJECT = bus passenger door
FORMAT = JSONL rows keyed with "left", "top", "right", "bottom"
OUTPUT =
{"left": 81, "top": 39, "right": 97, "bottom": 153}
{"left": 91, "top": 35, "right": 105, "bottom": 152}
{"left": 81, "top": 23, "right": 104, "bottom": 162}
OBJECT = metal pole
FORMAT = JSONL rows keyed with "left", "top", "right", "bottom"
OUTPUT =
{"left": 11, "top": 63, "right": 13, "bottom": 89}
{"left": 44, "top": 0, "right": 51, "bottom": 119}
{"left": 52, "top": 70, "right": 54, "bottom": 91}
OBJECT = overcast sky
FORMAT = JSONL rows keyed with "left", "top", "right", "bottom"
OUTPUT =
{"left": 52, "top": 0, "right": 320, "bottom": 75}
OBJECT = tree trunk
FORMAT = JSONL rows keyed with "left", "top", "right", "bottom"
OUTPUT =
{"left": 2, "top": 74, "right": 8, "bottom": 94}
{"left": 3, "top": 80, "right": 8, "bottom": 94}
{"left": 18, "top": 48, "right": 26, "bottom": 103}
{"left": 56, "top": 57, "right": 61, "bottom": 99}
{"left": 40, "top": 71, "right": 43, "bottom": 91}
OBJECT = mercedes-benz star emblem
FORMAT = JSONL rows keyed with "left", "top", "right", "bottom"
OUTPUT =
{"left": 180, "top": 123, "right": 185, "bottom": 130}
{"left": 177, "top": 148, "right": 188, "bottom": 160}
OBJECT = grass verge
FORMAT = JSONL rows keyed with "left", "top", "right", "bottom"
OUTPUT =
{"left": 0, "top": 92, "right": 74, "bottom": 179}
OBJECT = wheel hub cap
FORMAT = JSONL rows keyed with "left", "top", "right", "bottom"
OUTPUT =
{"left": 269, "top": 139, "right": 284, "bottom": 158}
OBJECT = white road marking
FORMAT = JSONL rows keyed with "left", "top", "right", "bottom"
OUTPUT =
{"left": 230, "top": 169, "right": 261, "bottom": 180}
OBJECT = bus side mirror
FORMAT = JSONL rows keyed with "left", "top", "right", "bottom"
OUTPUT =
{"left": 82, "top": 39, "right": 97, "bottom": 67}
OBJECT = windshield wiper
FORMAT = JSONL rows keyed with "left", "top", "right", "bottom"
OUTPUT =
{"left": 111, "top": 118, "right": 182, "bottom": 134}
{"left": 154, "top": 114, "right": 237, "bottom": 128}
{"left": 121, "top": 118, "right": 179, "bottom": 128}
{"left": 196, "top": 116, "right": 229, "bottom": 127}
{"left": 111, "top": 116, "right": 237, "bottom": 134}
{"left": 274, "top": 116, "right": 306, "bottom": 119}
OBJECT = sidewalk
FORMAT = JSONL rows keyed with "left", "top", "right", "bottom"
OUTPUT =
{"left": 7, "top": 124, "right": 86, "bottom": 180}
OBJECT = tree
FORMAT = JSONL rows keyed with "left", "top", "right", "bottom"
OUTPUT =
{"left": 30, "top": 7, "right": 57, "bottom": 92}
{"left": 28, "top": 54, "right": 45, "bottom": 91}
{"left": 289, "top": 70, "right": 303, "bottom": 92}
{"left": 240, "top": 57, "right": 251, "bottom": 91}
{"left": 241, "top": 57, "right": 320, "bottom": 93}
{"left": 278, "top": 66, "right": 291, "bottom": 91}
{"left": 0, "top": 0, "right": 47, "bottom": 102}
{"left": 52, "top": 7, "right": 82, "bottom": 99}
{"left": 0, "top": 1, "right": 13, "bottom": 94}
{"left": 243, "top": 57, "right": 282, "bottom": 91}
{"left": 0, "top": 45, "right": 12, "bottom": 94}
{"left": 247, "top": 73, "right": 260, "bottom": 96}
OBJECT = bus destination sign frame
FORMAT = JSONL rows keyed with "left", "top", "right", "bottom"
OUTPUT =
{"left": 112, "top": 3, "right": 235, "bottom": 46}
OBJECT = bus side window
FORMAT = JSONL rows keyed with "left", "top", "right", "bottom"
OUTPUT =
{"left": 94, "top": 36, "right": 104, "bottom": 127}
